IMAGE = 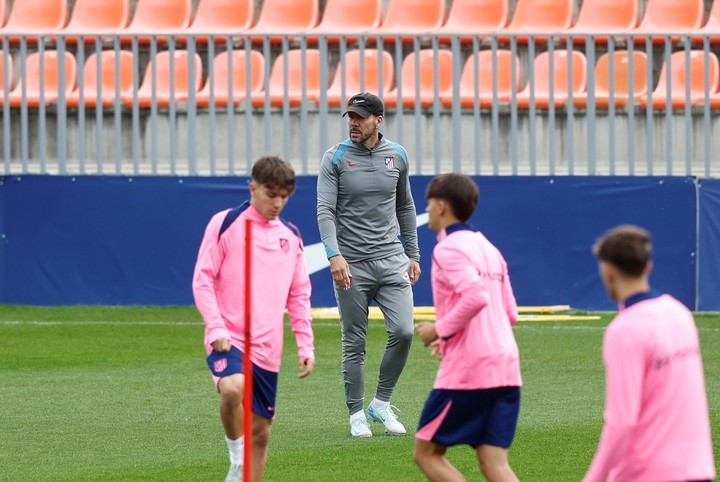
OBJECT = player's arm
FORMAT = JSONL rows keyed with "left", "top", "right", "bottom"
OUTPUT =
{"left": 583, "top": 325, "right": 644, "bottom": 482}
{"left": 286, "top": 235, "right": 315, "bottom": 379}
{"left": 433, "top": 245, "right": 489, "bottom": 340}
{"left": 395, "top": 150, "right": 420, "bottom": 263}
{"left": 501, "top": 258, "right": 519, "bottom": 325}
{"left": 317, "top": 150, "right": 342, "bottom": 260}
{"left": 192, "top": 213, "right": 231, "bottom": 348}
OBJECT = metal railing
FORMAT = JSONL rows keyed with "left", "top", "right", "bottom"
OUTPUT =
{"left": 1, "top": 32, "right": 719, "bottom": 176}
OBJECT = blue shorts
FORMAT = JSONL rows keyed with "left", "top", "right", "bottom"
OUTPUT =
{"left": 416, "top": 386, "right": 520, "bottom": 448}
{"left": 206, "top": 346, "right": 278, "bottom": 420}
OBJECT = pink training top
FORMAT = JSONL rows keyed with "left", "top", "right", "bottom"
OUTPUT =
{"left": 584, "top": 292, "right": 716, "bottom": 482}
{"left": 431, "top": 224, "right": 522, "bottom": 390}
{"left": 193, "top": 203, "right": 315, "bottom": 373}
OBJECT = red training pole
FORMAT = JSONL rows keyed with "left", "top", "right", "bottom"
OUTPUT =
{"left": 243, "top": 218, "right": 253, "bottom": 481}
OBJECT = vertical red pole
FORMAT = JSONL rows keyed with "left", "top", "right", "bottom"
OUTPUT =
{"left": 243, "top": 219, "right": 253, "bottom": 482}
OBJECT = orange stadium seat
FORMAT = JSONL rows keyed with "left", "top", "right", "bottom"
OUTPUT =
{"left": 65, "top": 50, "right": 134, "bottom": 107}
{"left": 0, "top": 51, "right": 76, "bottom": 107}
{"left": 251, "top": 49, "right": 321, "bottom": 106}
{"left": 574, "top": 51, "right": 647, "bottom": 108}
{"left": 639, "top": 50, "right": 719, "bottom": 109}
{"left": 61, "top": 0, "right": 129, "bottom": 42}
{"left": 120, "top": 0, "right": 192, "bottom": 44}
{"left": 326, "top": 49, "right": 394, "bottom": 106}
{"left": 247, "top": 0, "right": 319, "bottom": 43}
{"left": 384, "top": 49, "right": 454, "bottom": 108}
{"left": 439, "top": 49, "right": 521, "bottom": 107}
{"left": 307, "top": 0, "right": 382, "bottom": 42}
{"left": 565, "top": 0, "right": 638, "bottom": 43}
{"left": 0, "top": 0, "right": 67, "bottom": 41}
{"left": 516, "top": 50, "right": 587, "bottom": 108}
{"left": 196, "top": 50, "right": 264, "bottom": 107}
{"left": 184, "top": 0, "right": 254, "bottom": 43}
{"left": 0, "top": 0, "right": 5, "bottom": 28}
{"left": 121, "top": 50, "right": 202, "bottom": 107}
{"left": 632, "top": 0, "right": 703, "bottom": 44}
{"left": 692, "top": 0, "right": 720, "bottom": 44}
{"left": 498, "top": 0, "right": 573, "bottom": 43}
{"left": 372, "top": 0, "right": 445, "bottom": 41}
{"left": 436, "top": 0, "right": 509, "bottom": 40}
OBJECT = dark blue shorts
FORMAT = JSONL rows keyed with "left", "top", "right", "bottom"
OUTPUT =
{"left": 206, "top": 346, "right": 278, "bottom": 420}
{"left": 416, "top": 386, "right": 521, "bottom": 448}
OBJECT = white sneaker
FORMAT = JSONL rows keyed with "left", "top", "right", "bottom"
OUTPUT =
{"left": 368, "top": 404, "right": 407, "bottom": 435}
{"left": 350, "top": 417, "right": 373, "bottom": 437}
{"left": 224, "top": 463, "right": 242, "bottom": 482}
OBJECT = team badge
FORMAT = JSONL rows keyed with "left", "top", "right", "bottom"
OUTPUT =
{"left": 280, "top": 238, "right": 289, "bottom": 253}
{"left": 213, "top": 359, "right": 227, "bottom": 373}
{"left": 384, "top": 156, "right": 395, "bottom": 170}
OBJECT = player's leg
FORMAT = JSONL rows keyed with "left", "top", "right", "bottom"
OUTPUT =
{"left": 476, "top": 445, "right": 518, "bottom": 482}
{"left": 247, "top": 362, "right": 278, "bottom": 481}
{"left": 414, "top": 440, "right": 465, "bottom": 482}
{"left": 250, "top": 414, "right": 272, "bottom": 482}
{"left": 370, "top": 253, "right": 414, "bottom": 433}
{"left": 218, "top": 374, "right": 245, "bottom": 439}
{"left": 335, "top": 260, "right": 375, "bottom": 435}
{"left": 475, "top": 387, "right": 521, "bottom": 482}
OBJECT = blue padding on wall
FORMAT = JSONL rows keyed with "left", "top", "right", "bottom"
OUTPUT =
{"left": 0, "top": 175, "right": 700, "bottom": 309}
{"left": 698, "top": 179, "right": 720, "bottom": 311}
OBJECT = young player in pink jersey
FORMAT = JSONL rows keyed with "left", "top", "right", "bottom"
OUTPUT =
{"left": 414, "top": 173, "right": 522, "bottom": 482}
{"left": 193, "top": 156, "right": 316, "bottom": 482}
{"left": 584, "top": 225, "right": 715, "bottom": 482}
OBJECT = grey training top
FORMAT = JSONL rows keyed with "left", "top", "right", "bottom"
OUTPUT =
{"left": 317, "top": 133, "right": 420, "bottom": 263}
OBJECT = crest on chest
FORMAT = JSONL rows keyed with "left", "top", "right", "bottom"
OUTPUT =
{"left": 279, "top": 238, "right": 289, "bottom": 253}
{"left": 384, "top": 156, "right": 395, "bottom": 170}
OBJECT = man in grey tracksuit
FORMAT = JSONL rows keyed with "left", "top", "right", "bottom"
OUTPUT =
{"left": 317, "top": 92, "right": 421, "bottom": 438}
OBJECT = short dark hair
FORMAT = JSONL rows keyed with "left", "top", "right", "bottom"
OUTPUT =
{"left": 425, "top": 173, "right": 479, "bottom": 222}
{"left": 592, "top": 225, "right": 652, "bottom": 277}
{"left": 251, "top": 156, "right": 296, "bottom": 194}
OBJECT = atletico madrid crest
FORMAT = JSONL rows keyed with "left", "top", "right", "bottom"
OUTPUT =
{"left": 280, "top": 238, "right": 289, "bottom": 253}
{"left": 384, "top": 156, "right": 395, "bottom": 170}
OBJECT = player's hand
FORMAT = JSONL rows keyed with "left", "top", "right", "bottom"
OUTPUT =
{"left": 329, "top": 255, "right": 352, "bottom": 290}
{"left": 415, "top": 322, "right": 439, "bottom": 346}
{"left": 212, "top": 338, "right": 232, "bottom": 353}
{"left": 408, "top": 259, "right": 421, "bottom": 286}
{"left": 297, "top": 356, "right": 315, "bottom": 379}
{"left": 429, "top": 339, "right": 442, "bottom": 359}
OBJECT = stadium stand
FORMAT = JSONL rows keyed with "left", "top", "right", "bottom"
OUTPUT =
{"left": 384, "top": 49, "right": 453, "bottom": 107}
{"left": 251, "top": 49, "right": 321, "bottom": 106}
{"left": 307, "top": 0, "right": 382, "bottom": 42}
{"left": 195, "top": 50, "right": 264, "bottom": 107}
{"left": 121, "top": 50, "right": 202, "bottom": 107}
{"left": 183, "top": 0, "right": 254, "bottom": 43}
{"left": 692, "top": 0, "right": 720, "bottom": 43}
{"left": 0, "top": 51, "right": 12, "bottom": 91}
{"left": 119, "top": 0, "right": 192, "bottom": 44}
{"left": 564, "top": 0, "right": 638, "bottom": 43}
{"left": 65, "top": 50, "right": 134, "bottom": 107}
{"left": 515, "top": 49, "right": 587, "bottom": 107}
{"left": 326, "top": 49, "right": 394, "bottom": 106}
{"left": 371, "top": 0, "right": 446, "bottom": 41}
{"left": 498, "top": 0, "right": 574, "bottom": 42}
{"left": 436, "top": 0, "right": 509, "bottom": 40}
{"left": 62, "top": 0, "right": 129, "bottom": 42}
{"left": 0, "top": 50, "right": 76, "bottom": 106}
{"left": 639, "top": 50, "right": 719, "bottom": 108}
{"left": 632, "top": 0, "right": 704, "bottom": 43}
{"left": 247, "top": 0, "right": 319, "bottom": 42}
{"left": 573, "top": 51, "right": 648, "bottom": 108}
{"left": 0, "top": 0, "right": 67, "bottom": 42}
{"left": 439, "top": 49, "right": 521, "bottom": 107}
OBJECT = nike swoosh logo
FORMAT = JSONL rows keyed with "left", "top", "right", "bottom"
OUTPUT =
{"left": 303, "top": 213, "right": 429, "bottom": 275}
{"left": 348, "top": 162, "right": 360, "bottom": 167}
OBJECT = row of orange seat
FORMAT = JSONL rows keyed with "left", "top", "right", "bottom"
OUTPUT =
{"left": 1, "top": 47, "right": 719, "bottom": 110}
{"left": 2, "top": 0, "right": 720, "bottom": 44}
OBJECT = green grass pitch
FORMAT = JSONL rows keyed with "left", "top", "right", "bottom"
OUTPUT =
{"left": 0, "top": 305, "right": 718, "bottom": 481}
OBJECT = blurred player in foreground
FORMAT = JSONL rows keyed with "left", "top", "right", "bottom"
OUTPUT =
{"left": 193, "top": 156, "right": 315, "bottom": 482}
{"left": 415, "top": 173, "right": 522, "bottom": 482}
{"left": 584, "top": 225, "right": 715, "bottom": 482}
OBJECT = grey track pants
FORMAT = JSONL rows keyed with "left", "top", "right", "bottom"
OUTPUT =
{"left": 335, "top": 252, "right": 415, "bottom": 415}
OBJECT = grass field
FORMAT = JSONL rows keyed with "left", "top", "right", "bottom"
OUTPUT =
{"left": 1, "top": 305, "right": 718, "bottom": 481}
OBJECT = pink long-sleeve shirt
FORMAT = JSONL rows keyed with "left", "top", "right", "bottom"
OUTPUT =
{"left": 431, "top": 223, "right": 522, "bottom": 390}
{"left": 584, "top": 292, "right": 715, "bottom": 482}
{"left": 192, "top": 202, "right": 315, "bottom": 373}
